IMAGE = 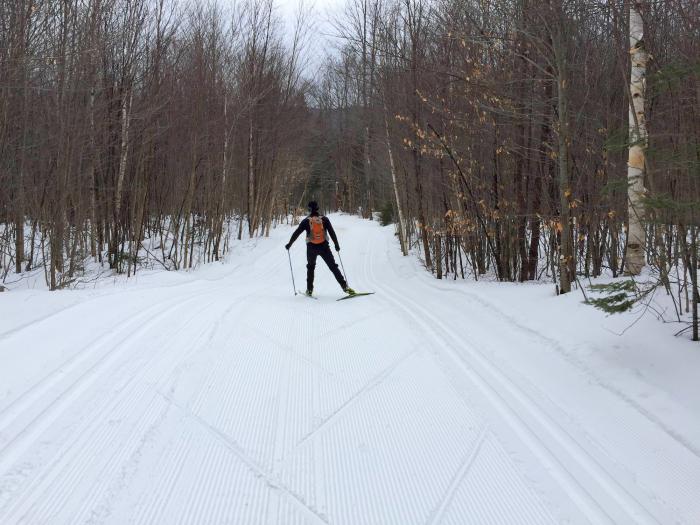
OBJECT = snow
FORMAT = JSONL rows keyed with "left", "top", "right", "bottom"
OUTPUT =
{"left": 0, "top": 214, "right": 699, "bottom": 524}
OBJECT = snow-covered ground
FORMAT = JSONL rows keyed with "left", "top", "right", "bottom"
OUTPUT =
{"left": 0, "top": 214, "right": 699, "bottom": 524}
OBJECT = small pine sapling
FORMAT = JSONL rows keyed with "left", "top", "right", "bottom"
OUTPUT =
{"left": 587, "top": 279, "right": 656, "bottom": 314}
{"left": 379, "top": 201, "right": 394, "bottom": 226}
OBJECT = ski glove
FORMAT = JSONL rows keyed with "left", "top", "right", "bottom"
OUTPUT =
{"left": 285, "top": 243, "right": 291, "bottom": 250}
{"left": 334, "top": 244, "right": 340, "bottom": 252}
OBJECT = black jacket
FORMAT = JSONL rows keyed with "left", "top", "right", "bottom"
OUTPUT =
{"left": 288, "top": 213, "right": 340, "bottom": 248}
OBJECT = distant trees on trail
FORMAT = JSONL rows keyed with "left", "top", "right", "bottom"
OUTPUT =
{"left": 2, "top": 0, "right": 700, "bottom": 333}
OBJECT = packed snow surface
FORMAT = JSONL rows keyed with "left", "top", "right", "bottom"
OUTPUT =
{"left": 1, "top": 214, "right": 699, "bottom": 524}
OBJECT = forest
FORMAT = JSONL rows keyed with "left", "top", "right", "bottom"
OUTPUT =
{"left": 1, "top": 0, "right": 699, "bottom": 329}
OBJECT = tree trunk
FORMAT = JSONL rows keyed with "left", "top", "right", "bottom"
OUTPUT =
{"left": 691, "top": 226, "right": 698, "bottom": 341}
{"left": 112, "top": 89, "right": 132, "bottom": 268}
{"left": 625, "top": 1, "right": 648, "bottom": 275}
{"left": 554, "top": 23, "right": 572, "bottom": 294}
{"left": 216, "top": 95, "right": 229, "bottom": 259}
{"left": 247, "top": 113, "right": 256, "bottom": 236}
{"left": 383, "top": 92, "right": 407, "bottom": 255}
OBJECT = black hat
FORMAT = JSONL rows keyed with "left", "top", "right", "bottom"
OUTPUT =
{"left": 308, "top": 201, "right": 319, "bottom": 212}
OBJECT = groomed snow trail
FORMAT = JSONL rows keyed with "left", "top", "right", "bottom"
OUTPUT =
{"left": 1, "top": 215, "right": 698, "bottom": 524}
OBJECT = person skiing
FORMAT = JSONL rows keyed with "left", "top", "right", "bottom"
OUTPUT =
{"left": 285, "top": 201, "right": 355, "bottom": 297}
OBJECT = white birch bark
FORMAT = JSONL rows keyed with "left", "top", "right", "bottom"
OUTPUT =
{"left": 221, "top": 95, "right": 228, "bottom": 219}
{"left": 247, "top": 113, "right": 255, "bottom": 236}
{"left": 382, "top": 93, "right": 407, "bottom": 256}
{"left": 89, "top": 85, "right": 97, "bottom": 259}
{"left": 625, "top": 2, "right": 648, "bottom": 275}
{"left": 114, "top": 89, "right": 132, "bottom": 222}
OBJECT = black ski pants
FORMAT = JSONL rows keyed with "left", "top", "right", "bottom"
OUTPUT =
{"left": 307, "top": 242, "right": 346, "bottom": 292}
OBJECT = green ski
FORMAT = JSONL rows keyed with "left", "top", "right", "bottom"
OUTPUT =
{"left": 337, "top": 292, "right": 375, "bottom": 301}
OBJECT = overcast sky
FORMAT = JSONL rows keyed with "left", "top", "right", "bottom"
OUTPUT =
{"left": 275, "top": 0, "right": 347, "bottom": 75}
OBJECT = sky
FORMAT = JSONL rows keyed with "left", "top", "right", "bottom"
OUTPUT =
{"left": 275, "top": 0, "right": 348, "bottom": 74}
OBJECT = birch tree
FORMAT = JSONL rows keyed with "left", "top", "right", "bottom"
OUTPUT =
{"left": 625, "top": 1, "right": 647, "bottom": 275}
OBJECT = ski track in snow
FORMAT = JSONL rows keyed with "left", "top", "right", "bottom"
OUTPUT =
{"left": 404, "top": 270, "right": 700, "bottom": 460}
{"left": 0, "top": 215, "right": 698, "bottom": 524}
{"left": 366, "top": 243, "right": 638, "bottom": 524}
{"left": 374, "top": 236, "right": 700, "bottom": 523}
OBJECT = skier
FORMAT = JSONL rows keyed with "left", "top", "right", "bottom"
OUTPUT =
{"left": 285, "top": 201, "right": 355, "bottom": 297}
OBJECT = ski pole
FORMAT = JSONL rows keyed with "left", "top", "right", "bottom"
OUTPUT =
{"left": 287, "top": 249, "right": 297, "bottom": 295}
{"left": 337, "top": 251, "right": 348, "bottom": 285}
